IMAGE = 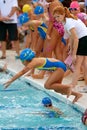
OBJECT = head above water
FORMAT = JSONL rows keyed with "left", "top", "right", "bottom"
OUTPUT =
{"left": 20, "top": 48, "right": 36, "bottom": 62}
{"left": 42, "top": 97, "right": 52, "bottom": 107}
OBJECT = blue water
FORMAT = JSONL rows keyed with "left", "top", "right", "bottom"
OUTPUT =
{"left": 0, "top": 72, "right": 86, "bottom": 130}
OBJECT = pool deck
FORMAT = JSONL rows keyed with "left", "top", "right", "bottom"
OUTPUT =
{"left": 0, "top": 50, "right": 87, "bottom": 110}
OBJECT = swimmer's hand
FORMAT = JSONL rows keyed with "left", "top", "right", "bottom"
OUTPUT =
{"left": 3, "top": 80, "right": 12, "bottom": 89}
{"left": 32, "top": 74, "right": 44, "bottom": 79}
{"left": 46, "top": 34, "right": 51, "bottom": 40}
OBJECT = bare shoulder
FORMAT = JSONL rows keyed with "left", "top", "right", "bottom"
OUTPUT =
{"left": 28, "top": 58, "right": 46, "bottom": 67}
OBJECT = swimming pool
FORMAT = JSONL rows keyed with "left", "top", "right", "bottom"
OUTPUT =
{"left": 0, "top": 71, "right": 86, "bottom": 130}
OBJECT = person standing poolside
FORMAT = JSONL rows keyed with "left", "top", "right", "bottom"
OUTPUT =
{"left": 3, "top": 48, "right": 82, "bottom": 103}
{"left": 52, "top": 6, "right": 87, "bottom": 90}
{"left": 0, "top": 0, "right": 20, "bottom": 59}
{"left": 69, "top": 1, "right": 87, "bottom": 89}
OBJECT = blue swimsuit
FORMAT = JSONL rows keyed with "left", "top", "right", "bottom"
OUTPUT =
{"left": 37, "top": 58, "right": 67, "bottom": 72}
{"left": 38, "top": 23, "right": 48, "bottom": 40}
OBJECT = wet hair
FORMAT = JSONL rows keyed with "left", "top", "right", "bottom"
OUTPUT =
{"left": 53, "top": 6, "right": 77, "bottom": 20}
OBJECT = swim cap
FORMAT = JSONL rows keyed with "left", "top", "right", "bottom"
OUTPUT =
{"left": 18, "top": 13, "right": 30, "bottom": 25}
{"left": 59, "top": 0, "right": 64, "bottom": 2}
{"left": 70, "top": 1, "right": 80, "bottom": 10}
{"left": 34, "top": 6, "right": 44, "bottom": 15}
{"left": 42, "top": 97, "right": 52, "bottom": 106}
{"left": 82, "top": 109, "right": 87, "bottom": 125}
{"left": 32, "top": 0, "right": 38, "bottom": 3}
{"left": 22, "top": 4, "right": 32, "bottom": 13}
{"left": 20, "top": 48, "right": 35, "bottom": 61}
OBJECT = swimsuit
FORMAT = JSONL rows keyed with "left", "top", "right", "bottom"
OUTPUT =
{"left": 53, "top": 21, "right": 64, "bottom": 37}
{"left": 37, "top": 58, "right": 67, "bottom": 72}
{"left": 61, "top": 37, "right": 66, "bottom": 46}
{"left": 38, "top": 22, "right": 48, "bottom": 39}
{"left": 48, "top": 7, "right": 64, "bottom": 37}
{"left": 29, "top": 26, "right": 34, "bottom": 32}
{"left": 47, "top": 111, "right": 60, "bottom": 118}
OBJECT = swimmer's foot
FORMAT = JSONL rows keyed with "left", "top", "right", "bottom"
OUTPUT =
{"left": 67, "top": 87, "right": 72, "bottom": 98}
{"left": 72, "top": 93, "right": 82, "bottom": 104}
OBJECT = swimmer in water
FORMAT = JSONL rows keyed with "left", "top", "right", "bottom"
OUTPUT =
{"left": 42, "top": 97, "right": 63, "bottom": 117}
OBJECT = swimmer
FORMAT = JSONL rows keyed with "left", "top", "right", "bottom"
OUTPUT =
{"left": 42, "top": 97, "right": 63, "bottom": 116}
{"left": 3, "top": 48, "right": 82, "bottom": 103}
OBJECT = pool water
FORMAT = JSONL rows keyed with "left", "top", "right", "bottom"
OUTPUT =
{"left": 0, "top": 72, "right": 86, "bottom": 130}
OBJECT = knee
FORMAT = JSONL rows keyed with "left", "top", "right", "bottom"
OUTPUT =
{"left": 44, "top": 82, "right": 51, "bottom": 89}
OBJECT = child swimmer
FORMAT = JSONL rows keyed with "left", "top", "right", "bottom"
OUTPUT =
{"left": 3, "top": 48, "right": 82, "bottom": 103}
{"left": 42, "top": 97, "right": 63, "bottom": 117}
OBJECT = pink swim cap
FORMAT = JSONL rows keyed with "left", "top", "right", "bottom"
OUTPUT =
{"left": 70, "top": 1, "right": 80, "bottom": 10}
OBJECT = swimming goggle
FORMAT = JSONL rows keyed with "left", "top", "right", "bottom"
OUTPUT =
{"left": 69, "top": 8, "right": 78, "bottom": 11}
{"left": 44, "top": 104, "right": 52, "bottom": 107}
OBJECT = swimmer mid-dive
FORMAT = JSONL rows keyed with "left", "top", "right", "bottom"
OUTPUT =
{"left": 3, "top": 48, "right": 82, "bottom": 103}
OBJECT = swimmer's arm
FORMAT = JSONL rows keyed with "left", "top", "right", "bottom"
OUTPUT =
{"left": 23, "top": 20, "right": 43, "bottom": 27}
{"left": 52, "top": 106, "right": 63, "bottom": 115}
{"left": 55, "top": 109, "right": 63, "bottom": 115}
{"left": 46, "top": 21, "right": 53, "bottom": 38}
{"left": 4, "top": 66, "right": 30, "bottom": 89}
{"left": 43, "top": 13, "right": 49, "bottom": 23}
{"left": 4, "top": 59, "right": 43, "bottom": 88}
{"left": 32, "top": 70, "right": 46, "bottom": 79}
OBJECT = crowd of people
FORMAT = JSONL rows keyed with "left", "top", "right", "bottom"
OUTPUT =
{"left": 0, "top": 0, "right": 87, "bottom": 125}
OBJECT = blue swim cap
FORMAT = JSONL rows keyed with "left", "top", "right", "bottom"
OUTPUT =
{"left": 32, "top": 0, "right": 38, "bottom": 3}
{"left": 20, "top": 48, "right": 35, "bottom": 61}
{"left": 42, "top": 97, "right": 52, "bottom": 106}
{"left": 59, "top": 0, "right": 64, "bottom": 2}
{"left": 18, "top": 13, "right": 30, "bottom": 25}
{"left": 34, "top": 6, "right": 44, "bottom": 15}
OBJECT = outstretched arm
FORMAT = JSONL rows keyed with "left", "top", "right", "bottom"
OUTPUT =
{"left": 4, "top": 66, "right": 30, "bottom": 89}
{"left": 23, "top": 20, "right": 42, "bottom": 27}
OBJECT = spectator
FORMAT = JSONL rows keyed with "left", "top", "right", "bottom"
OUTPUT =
{"left": 53, "top": 6, "right": 87, "bottom": 91}
{"left": 0, "top": 0, "right": 20, "bottom": 59}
